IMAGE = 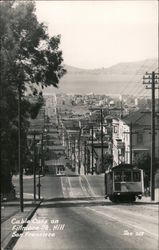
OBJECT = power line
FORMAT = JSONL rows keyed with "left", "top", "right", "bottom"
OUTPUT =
{"left": 131, "top": 65, "right": 158, "bottom": 97}
{"left": 120, "top": 60, "right": 155, "bottom": 96}
{"left": 120, "top": 60, "right": 158, "bottom": 97}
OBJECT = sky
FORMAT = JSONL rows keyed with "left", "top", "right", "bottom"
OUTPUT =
{"left": 35, "top": 0, "right": 158, "bottom": 69}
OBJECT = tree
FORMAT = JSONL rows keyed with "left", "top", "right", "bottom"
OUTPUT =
{"left": 134, "top": 152, "right": 158, "bottom": 189}
{"left": 134, "top": 153, "right": 150, "bottom": 173}
{"left": 0, "top": 1, "right": 66, "bottom": 195}
{"left": 98, "top": 153, "right": 113, "bottom": 173}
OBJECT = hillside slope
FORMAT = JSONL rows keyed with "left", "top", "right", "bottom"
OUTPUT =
{"left": 44, "top": 58, "right": 158, "bottom": 96}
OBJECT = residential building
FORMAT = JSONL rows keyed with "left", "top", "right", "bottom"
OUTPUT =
{"left": 112, "top": 110, "right": 159, "bottom": 167}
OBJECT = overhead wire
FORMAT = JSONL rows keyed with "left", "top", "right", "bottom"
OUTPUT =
{"left": 120, "top": 60, "right": 156, "bottom": 97}
{"left": 130, "top": 80, "right": 143, "bottom": 96}
{"left": 131, "top": 61, "right": 158, "bottom": 97}
{"left": 120, "top": 63, "right": 145, "bottom": 96}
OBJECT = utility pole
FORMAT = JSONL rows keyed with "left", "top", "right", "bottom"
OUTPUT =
{"left": 101, "top": 109, "right": 104, "bottom": 173}
{"left": 143, "top": 71, "right": 159, "bottom": 201}
{"left": 90, "top": 108, "right": 104, "bottom": 173}
{"left": 120, "top": 99, "right": 123, "bottom": 119}
{"left": 38, "top": 132, "right": 43, "bottom": 200}
{"left": 91, "top": 126, "right": 94, "bottom": 175}
{"left": 41, "top": 132, "right": 44, "bottom": 173}
{"left": 130, "top": 122, "right": 132, "bottom": 166}
{"left": 67, "top": 133, "right": 70, "bottom": 159}
{"left": 74, "top": 137, "right": 76, "bottom": 172}
{"left": 38, "top": 167, "right": 41, "bottom": 200}
{"left": 84, "top": 140, "right": 87, "bottom": 175}
{"left": 70, "top": 140, "right": 73, "bottom": 167}
{"left": 18, "top": 83, "right": 23, "bottom": 212}
{"left": 33, "top": 131, "right": 36, "bottom": 201}
{"left": 78, "top": 129, "right": 81, "bottom": 174}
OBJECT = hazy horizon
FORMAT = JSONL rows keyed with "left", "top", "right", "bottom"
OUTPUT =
{"left": 64, "top": 57, "right": 158, "bottom": 70}
{"left": 42, "top": 57, "right": 158, "bottom": 97}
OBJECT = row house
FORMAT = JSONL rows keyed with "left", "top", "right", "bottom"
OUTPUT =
{"left": 86, "top": 141, "right": 110, "bottom": 174}
{"left": 112, "top": 110, "right": 159, "bottom": 167}
{"left": 108, "top": 106, "right": 129, "bottom": 118}
{"left": 65, "top": 129, "right": 80, "bottom": 172}
{"left": 45, "top": 145, "right": 65, "bottom": 160}
{"left": 103, "top": 115, "right": 113, "bottom": 139}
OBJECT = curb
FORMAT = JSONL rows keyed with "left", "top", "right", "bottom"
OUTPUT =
{"left": 134, "top": 201, "right": 159, "bottom": 205}
{"left": 3, "top": 199, "right": 43, "bottom": 250}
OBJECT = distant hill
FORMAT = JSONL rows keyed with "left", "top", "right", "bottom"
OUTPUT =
{"left": 43, "top": 58, "right": 158, "bottom": 96}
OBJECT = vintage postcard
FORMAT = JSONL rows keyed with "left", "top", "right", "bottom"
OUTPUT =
{"left": 1, "top": 1, "right": 159, "bottom": 250}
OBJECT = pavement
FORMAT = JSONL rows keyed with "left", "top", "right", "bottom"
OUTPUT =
{"left": 1, "top": 194, "right": 158, "bottom": 250}
{"left": 137, "top": 195, "right": 159, "bottom": 204}
{"left": 12, "top": 174, "right": 44, "bottom": 180}
{"left": 1, "top": 174, "right": 158, "bottom": 250}
{"left": 140, "top": 188, "right": 159, "bottom": 203}
{"left": 12, "top": 198, "right": 159, "bottom": 250}
{"left": 1, "top": 193, "right": 42, "bottom": 250}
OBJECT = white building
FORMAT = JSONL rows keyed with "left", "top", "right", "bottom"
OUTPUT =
{"left": 112, "top": 110, "right": 159, "bottom": 167}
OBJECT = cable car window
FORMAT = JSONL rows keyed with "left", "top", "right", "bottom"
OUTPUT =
{"left": 114, "top": 172, "right": 122, "bottom": 182}
{"left": 133, "top": 172, "right": 141, "bottom": 182}
{"left": 123, "top": 171, "right": 131, "bottom": 181}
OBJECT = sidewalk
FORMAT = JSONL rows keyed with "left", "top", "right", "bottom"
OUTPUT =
{"left": 136, "top": 191, "right": 159, "bottom": 204}
{"left": 12, "top": 174, "right": 44, "bottom": 180}
{"left": 1, "top": 194, "right": 42, "bottom": 250}
{"left": 136, "top": 196, "right": 159, "bottom": 204}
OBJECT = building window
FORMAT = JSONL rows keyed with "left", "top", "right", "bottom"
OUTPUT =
{"left": 137, "top": 134, "right": 143, "bottom": 144}
{"left": 114, "top": 126, "right": 118, "bottom": 133}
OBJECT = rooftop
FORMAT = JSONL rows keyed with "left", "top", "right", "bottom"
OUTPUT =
{"left": 122, "top": 109, "right": 155, "bottom": 126}
{"left": 46, "top": 145, "right": 65, "bottom": 151}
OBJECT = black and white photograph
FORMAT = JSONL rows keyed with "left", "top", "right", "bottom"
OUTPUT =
{"left": 1, "top": 0, "right": 159, "bottom": 250}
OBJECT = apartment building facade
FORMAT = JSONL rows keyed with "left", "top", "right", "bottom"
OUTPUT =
{"left": 112, "top": 110, "right": 159, "bottom": 167}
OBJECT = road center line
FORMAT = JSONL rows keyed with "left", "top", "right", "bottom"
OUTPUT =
{"left": 79, "top": 176, "right": 88, "bottom": 197}
{"left": 82, "top": 176, "right": 96, "bottom": 197}
{"left": 60, "top": 177, "right": 65, "bottom": 198}
{"left": 67, "top": 176, "right": 74, "bottom": 197}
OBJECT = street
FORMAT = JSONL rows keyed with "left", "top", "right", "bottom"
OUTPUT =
{"left": 2, "top": 2, "right": 159, "bottom": 250}
{"left": 12, "top": 172, "right": 158, "bottom": 250}
{"left": 13, "top": 167, "right": 105, "bottom": 200}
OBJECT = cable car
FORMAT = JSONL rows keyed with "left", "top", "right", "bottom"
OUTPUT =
{"left": 105, "top": 164, "right": 144, "bottom": 202}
